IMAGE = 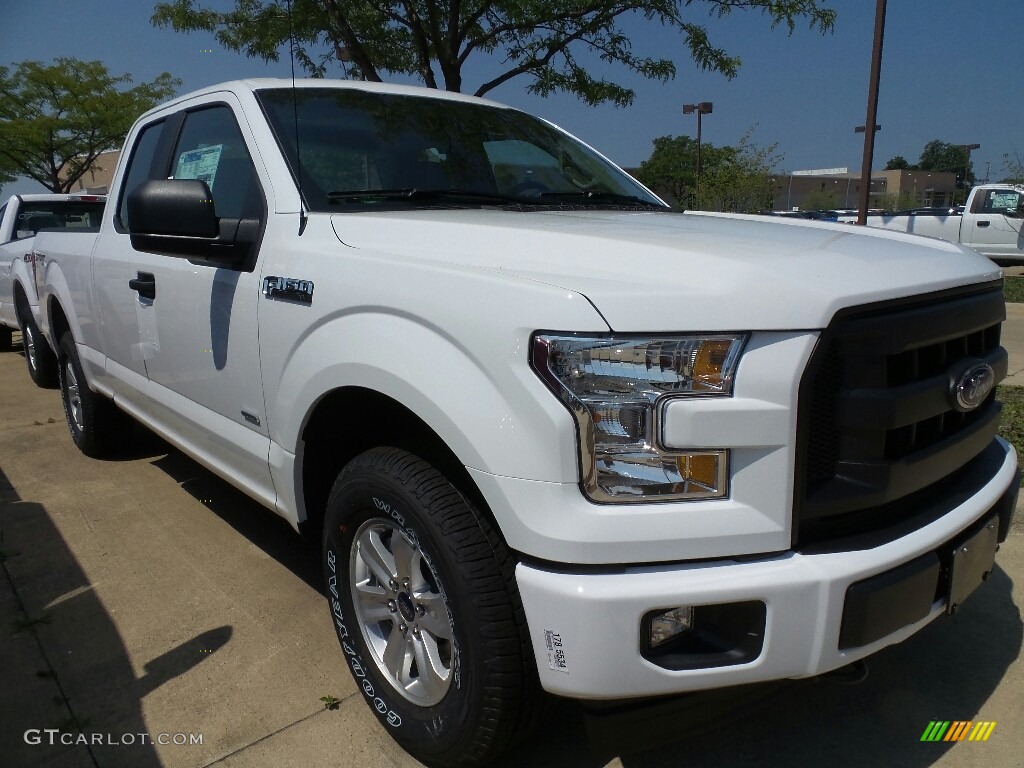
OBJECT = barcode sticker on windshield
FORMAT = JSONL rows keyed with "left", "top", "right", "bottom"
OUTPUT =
{"left": 544, "top": 629, "right": 569, "bottom": 674}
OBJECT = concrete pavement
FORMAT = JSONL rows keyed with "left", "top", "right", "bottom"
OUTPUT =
{"left": 1, "top": 330, "right": 1022, "bottom": 768}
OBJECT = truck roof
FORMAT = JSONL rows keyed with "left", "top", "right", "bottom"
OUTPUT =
{"left": 6, "top": 193, "right": 106, "bottom": 204}
{"left": 136, "top": 77, "right": 513, "bottom": 122}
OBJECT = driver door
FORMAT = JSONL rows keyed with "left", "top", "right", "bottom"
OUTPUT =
{"left": 129, "top": 99, "right": 275, "bottom": 503}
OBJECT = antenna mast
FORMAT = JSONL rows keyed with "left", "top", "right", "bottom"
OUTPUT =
{"left": 286, "top": 0, "right": 307, "bottom": 234}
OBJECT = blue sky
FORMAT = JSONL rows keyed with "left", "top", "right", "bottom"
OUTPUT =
{"left": 2, "top": 1, "right": 1023, "bottom": 195}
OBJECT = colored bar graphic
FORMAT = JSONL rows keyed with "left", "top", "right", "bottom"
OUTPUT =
{"left": 944, "top": 721, "right": 971, "bottom": 741}
{"left": 921, "top": 721, "right": 950, "bottom": 741}
{"left": 968, "top": 722, "right": 997, "bottom": 742}
{"left": 920, "top": 720, "right": 996, "bottom": 742}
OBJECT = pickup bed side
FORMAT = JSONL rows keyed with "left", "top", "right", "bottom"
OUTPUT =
{"left": 0, "top": 194, "right": 105, "bottom": 385}
{"left": 838, "top": 185, "right": 1024, "bottom": 264}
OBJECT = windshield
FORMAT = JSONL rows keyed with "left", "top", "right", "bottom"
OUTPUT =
{"left": 255, "top": 87, "right": 665, "bottom": 213}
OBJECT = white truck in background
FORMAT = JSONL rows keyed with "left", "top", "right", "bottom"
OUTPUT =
{"left": 0, "top": 193, "right": 105, "bottom": 385}
{"left": 838, "top": 184, "right": 1024, "bottom": 264}
{"left": 29, "top": 79, "right": 1020, "bottom": 766}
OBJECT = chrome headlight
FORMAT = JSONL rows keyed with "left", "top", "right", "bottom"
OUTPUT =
{"left": 531, "top": 333, "right": 746, "bottom": 502}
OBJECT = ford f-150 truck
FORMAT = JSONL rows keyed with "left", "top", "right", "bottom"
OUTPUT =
{"left": 837, "top": 184, "right": 1024, "bottom": 264}
{"left": 0, "top": 193, "right": 105, "bottom": 385}
{"left": 31, "top": 79, "right": 1019, "bottom": 766}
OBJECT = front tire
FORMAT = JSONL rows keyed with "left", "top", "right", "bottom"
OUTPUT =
{"left": 322, "top": 448, "right": 539, "bottom": 767}
{"left": 20, "top": 312, "right": 58, "bottom": 388}
{"left": 57, "top": 333, "right": 133, "bottom": 457}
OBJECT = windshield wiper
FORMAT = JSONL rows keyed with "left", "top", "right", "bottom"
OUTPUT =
{"left": 327, "top": 188, "right": 527, "bottom": 206}
{"left": 537, "top": 190, "right": 666, "bottom": 208}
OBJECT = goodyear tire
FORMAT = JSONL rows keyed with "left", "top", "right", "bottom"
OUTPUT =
{"left": 322, "top": 447, "right": 539, "bottom": 767}
{"left": 57, "top": 333, "right": 132, "bottom": 457}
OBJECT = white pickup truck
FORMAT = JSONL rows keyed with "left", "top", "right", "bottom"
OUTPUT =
{"left": 31, "top": 79, "right": 1019, "bottom": 766}
{"left": 839, "top": 184, "right": 1024, "bottom": 264}
{"left": 0, "top": 193, "right": 105, "bottom": 385}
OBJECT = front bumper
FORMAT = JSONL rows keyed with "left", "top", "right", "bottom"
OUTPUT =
{"left": 516, "top": 437, "right": 1017, "bottom": 699}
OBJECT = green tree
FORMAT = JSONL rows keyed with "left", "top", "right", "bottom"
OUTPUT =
{"left": 800, "top": 187, "right": 839, "bottom": 210}
{"left": 152, "top": 0, "right": 835, "bottom": 106}
{"left": 695, "top": 128, "right": 781, "bottom": 212}
{"left": 634, "top": 135, "right": 732, "bottom": 208}
{"left": 876, "top": 191, "right": 916, "bottom": 212}
{"left": 884, "top": 155, "right": 915, "bottom": 171}
{"left": 917, "top": 139, "right": 974, "bottom": 184}
{"left": 0, "top": 59, "right": 180, "bottom": 193}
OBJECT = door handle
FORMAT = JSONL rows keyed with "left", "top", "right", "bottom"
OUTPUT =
{"left": 129, "top": 271, "right": 156, "bottom": 300}
{"left": 977, "top": 221, "right": 990, "bottom": 228}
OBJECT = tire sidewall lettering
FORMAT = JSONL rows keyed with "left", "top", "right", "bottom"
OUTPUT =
{"left": 325, "top": 538, "right": 404, "bottom": 730}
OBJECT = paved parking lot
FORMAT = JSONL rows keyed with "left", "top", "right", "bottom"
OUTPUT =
{"left": 1, "top": 336, "right": 1022, "bottom": 768}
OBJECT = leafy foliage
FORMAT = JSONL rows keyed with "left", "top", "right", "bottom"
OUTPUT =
{"left": 876, "top": 191, "right": 917, "bottom": 212}
{"left": 695, "top": 128, "right": 781, "bottom": 212}
{"left": 635, "top": 127, "right": 780, "bottom": 211}
{"left": 799, "top": 187, "right": 839, "bottom": 211}
{"left": 152, "top": 0, "right": 835, "bottom": 106}
{"left": 917, "top": 139, "right": 974, "bottom": 183}
{"left": 0, "top": 59, "right": 180, "bottom": 193}
{"left": 634, "top": 134, "right": 729, "bottom": 206}
{"left": 884, "top": 155, "right": 913, "bottom": 171}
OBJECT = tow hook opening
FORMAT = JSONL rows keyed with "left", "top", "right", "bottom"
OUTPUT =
{"left": 823, "top": 659, "right": 869, "bottom": 686}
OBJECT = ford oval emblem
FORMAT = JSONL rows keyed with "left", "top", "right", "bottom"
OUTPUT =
{"left": 951, "top": 362, "right": 995, "bottom": 412}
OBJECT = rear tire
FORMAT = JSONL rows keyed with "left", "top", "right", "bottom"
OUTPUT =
{"left": 322, "top": 447, "right": 540, "bottom": 767}
{"left": 20, "top": 312, "right": 58, "bottom": 388}
{"left": 57, "top": 333, "right": 133, "bottom": 457}
{"left": 0, "top": 325, "right": 11, "bottom": 352}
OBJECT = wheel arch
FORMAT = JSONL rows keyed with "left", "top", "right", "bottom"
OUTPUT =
{"left": 298, "top": 386, "right": 496, "bottom": 546}
{"left": 47, "top": 294, "right": 72, "bottom": 349}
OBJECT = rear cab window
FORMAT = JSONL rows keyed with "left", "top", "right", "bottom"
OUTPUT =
{"left": 12, "top": 200, "right": 105, "bottom": 241}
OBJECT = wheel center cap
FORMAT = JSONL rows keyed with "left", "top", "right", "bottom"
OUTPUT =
{"left": 396, "top": 592, "right": 416, "bottom": 622}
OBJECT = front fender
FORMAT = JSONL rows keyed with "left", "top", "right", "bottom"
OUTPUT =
{"left": 271, "top": 309, "right": 584, "bottom": 485}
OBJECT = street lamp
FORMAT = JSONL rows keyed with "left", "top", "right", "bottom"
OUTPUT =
{"left": 682, "top": 101, "right": 713, "bottom": 204}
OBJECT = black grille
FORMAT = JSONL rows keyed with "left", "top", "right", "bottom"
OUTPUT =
{"left": 795, "top": 283, "right": 1007, "bottom": 548}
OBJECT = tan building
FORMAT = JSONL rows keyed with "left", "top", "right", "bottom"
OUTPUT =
{"left": 66, "top": 149, "right": 121, "bottom": 194}
{"left": 770, "top": 169, "right": 957, "bottom": 212}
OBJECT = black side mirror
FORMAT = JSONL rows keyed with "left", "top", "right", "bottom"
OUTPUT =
{"left": 127, "top": 179, "right": 257, "bottom": 268}
{"left": 128, "top": 179, "right": 218, "bottom": 238}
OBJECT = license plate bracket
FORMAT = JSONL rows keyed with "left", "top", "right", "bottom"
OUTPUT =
{"left": 947, "top": 516, "right": 1000, "bottom": 614}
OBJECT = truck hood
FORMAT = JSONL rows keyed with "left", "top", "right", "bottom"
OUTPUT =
{"left": 331, "top": 208, "right": 1001, "bottom": 331}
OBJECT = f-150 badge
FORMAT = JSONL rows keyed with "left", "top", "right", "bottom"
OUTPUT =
{"left": 263, "top": 276, "right": 314, "bottom": 305}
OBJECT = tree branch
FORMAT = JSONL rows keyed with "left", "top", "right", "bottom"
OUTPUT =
{"left": 321, "top": 0, "right": 383, "bottom": 81}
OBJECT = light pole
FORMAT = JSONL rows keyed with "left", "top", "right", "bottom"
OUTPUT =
{"left": 856, "top": 0, "right": 887, "bottom": 225}
{"left": 957, "top": 143, "right": 980, "bottom": 202}
{"left": 682, "top": 101, "right": 713, "bottom": 205}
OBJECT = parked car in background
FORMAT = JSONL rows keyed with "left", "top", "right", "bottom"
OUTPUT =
{"left": 0, "top": 193, "right": 106, "bottom": 385}
{"left": 837, "top": 185, "right": 1024, "bottom": 264}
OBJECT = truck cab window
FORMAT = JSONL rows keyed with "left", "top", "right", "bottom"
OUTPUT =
{"left": 117, "top": 121, "right": 164, "bottom": 230}
{"left": 981, "top": 190, "right": 1023, "bottom": 215}
{"left": 171, "top": 106, "right": 261, "bottom": 221}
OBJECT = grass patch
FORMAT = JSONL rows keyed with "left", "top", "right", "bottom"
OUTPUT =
{"left": 998, "top": 386, "right": 1024, "bottom": 481}
{"left": 1004, "top": 277, "right": 1024, "bottom": 303}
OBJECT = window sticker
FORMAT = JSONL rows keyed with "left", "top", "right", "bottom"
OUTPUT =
{"left": 990, "top": 192, "right": 1019, "bottom": 212}
{"left": 175, "top": 144, "right": 224, "bottom": 189}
